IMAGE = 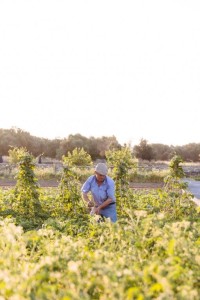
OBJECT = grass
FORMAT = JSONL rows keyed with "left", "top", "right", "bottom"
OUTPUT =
{"left": 0, "top": 163, "right": 169, "bottom": 183}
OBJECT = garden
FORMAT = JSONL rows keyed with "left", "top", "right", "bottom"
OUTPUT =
{"left": 0, "top": 147, "right": 199, "bottom": 300}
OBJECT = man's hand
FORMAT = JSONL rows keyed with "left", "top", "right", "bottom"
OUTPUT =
{"left": 94, "top": 207, "right": 101, "bottom": 215}
{"left": 94, "top": 198, "right": 114, "bottom": 215}
{"left": 88, "top": 200, "right": 94, "bottom": 207}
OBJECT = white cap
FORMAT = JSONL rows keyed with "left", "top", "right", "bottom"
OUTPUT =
{"left": 95, "top": 163, "right": 108, "bottom": 175}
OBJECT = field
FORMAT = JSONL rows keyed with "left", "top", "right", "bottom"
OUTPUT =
{"left": 0, "top": 188, "right": 200, "bottom": 299}
{"left": 0, "top": 154, "right": 200, "bottom": 299}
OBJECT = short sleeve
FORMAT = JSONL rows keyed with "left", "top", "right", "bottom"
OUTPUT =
{"left": 81, "top": 176, "right": 93, "bottom": 193}
{"left": 107, "top": 179, "right": 116, "bottom": 202}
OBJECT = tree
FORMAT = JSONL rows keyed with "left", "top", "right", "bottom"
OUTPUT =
{"left": 133, "top": 139, "right": 153, "bottom": 161}
{"left": 150, "top": 143, "right": 172, "bottom": 161}
{"left": 95, "top": 136, "right": 121, "bottom": 158}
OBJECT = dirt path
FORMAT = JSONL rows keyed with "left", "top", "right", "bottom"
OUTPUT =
{"left": 1, "top": 179, "right": 198, "bottom": 205}
{"left": 0, "top": 179, "right": 164, "bottom": 189}
{"left": 0, "top": 179, "right": 58, "bottom": 188}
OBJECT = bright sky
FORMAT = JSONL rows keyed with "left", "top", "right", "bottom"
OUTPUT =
{"left": 0, "top": 0, "right": 200, "bottom": 146}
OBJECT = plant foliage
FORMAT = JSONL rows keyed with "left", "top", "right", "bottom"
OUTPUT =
{"left": 0, "top": 152, "right": 199, "bottom": 299}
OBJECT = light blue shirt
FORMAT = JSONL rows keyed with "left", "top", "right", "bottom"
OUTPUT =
{"left": 81, "top": 175, "right": 117, "bottom": 222}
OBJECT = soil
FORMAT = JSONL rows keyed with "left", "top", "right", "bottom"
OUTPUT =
{"left": 129, "top": 182, "right": 164, "bottom": 189}
{"left": 0, "top": 179, "right": 164, "bottom": 189}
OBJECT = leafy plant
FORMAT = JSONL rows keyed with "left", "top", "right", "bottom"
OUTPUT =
{"left": 12, "top": 151, "right": 42, "bottom": 218}
{"left": 169, "top": 154, "right": 185, "bottom": 178}
{"left": 56, "top": 165, "right": 84, "bottom": 216}
{"left": 164, "top": 155, "right": 187, "bottom": 192}
{"left": 62, "top": 147, "right": 92, "bottom": 167}
{"left": 0, "top": 151, "right": 199, "bottom": 299}
{"left": 8, "top": 146, "right": 30, "bottom": 164}
{"left": 106, "top": 147, "right": 138, "bottom": 214}
{"left": 106, "top": 146, "right": 137, "bottom": 194}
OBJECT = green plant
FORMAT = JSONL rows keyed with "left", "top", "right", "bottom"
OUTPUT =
{"left": 56, "top": 165, "right": 84, "bottom": 216}
{"left": 169, "top": 155, "right": 185, "bottom": 178}
{"left": 8, "top": 146, "right": 30, "bottom": 164}
{"left": 0, "top": 151, "right": 199, "bottom": 299}
{"left": 62, "top": 147, "right": 92, "bottom": 167}
{"left": 160, "top": 155, "right": 196, "bottom": 220}
{"left": 164, "top": 155, "right": 187, "bottom": 192}
{"left": 106, "top": 147, "right": 137, "bottom": 192}
{"left": 106, "top": 147, "right": 138, "bottom": 214}
{"left": 12, "top": 151, "right": 42, "bottom": 218}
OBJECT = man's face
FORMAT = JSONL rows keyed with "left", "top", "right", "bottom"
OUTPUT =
{"left": 95, "top": 171, "right": 106, "bottom": 182}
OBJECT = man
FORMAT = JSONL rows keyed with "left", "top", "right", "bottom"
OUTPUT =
{"left": 81, "top": 163, "right": 117, "bottom": 222}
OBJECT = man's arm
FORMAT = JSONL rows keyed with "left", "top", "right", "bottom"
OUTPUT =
{"left": 95, "top": 198, "right": 113, "bottom": 214}
{"left": 82, "top": 192, "right": 94, "bottom": 207}
{"left": 82, "top": 192, "right": 90, "bottom": 203}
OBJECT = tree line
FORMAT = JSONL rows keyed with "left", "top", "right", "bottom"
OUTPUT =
{"left": 0, "top": 128, "right": 200, "bottom": 162}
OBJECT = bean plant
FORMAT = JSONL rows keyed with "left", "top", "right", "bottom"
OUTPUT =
{"left": 56, "top": 165, "right": 84, "bottom": 216}
{"left": 164, "top": 155, "right": 186, "bottom": 191}
{"left": 62, "top": 147, "right": 92, "bottom": 167}
{"left": 12, "top": 151, "right": 42, "bottom": 218}
{"left": 106, "top": 146, "right": 137, "bottom": 212}
{"left": 56, "top": 148, "right": 92, "bottom": 217}
{"left": 8, "top": 146, "right": 29, "bottom": 164}
{"left": 0, "top": 150, "right": 199, "bottom": 299}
